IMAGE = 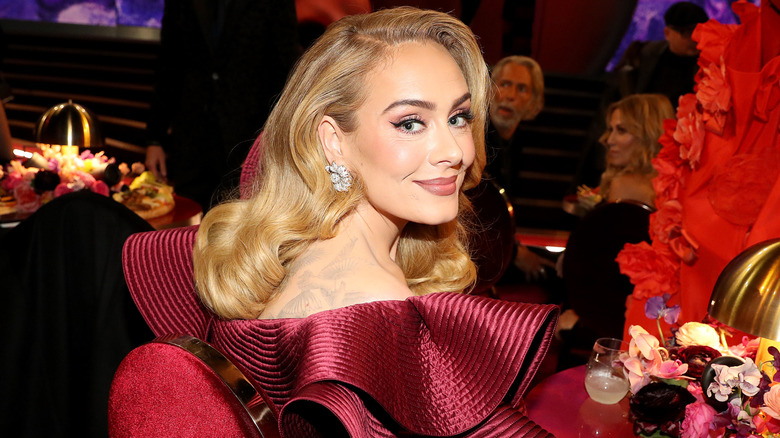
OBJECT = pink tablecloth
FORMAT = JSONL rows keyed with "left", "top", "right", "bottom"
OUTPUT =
{"left": 525, "top": 365, "right": 636, "bottom": 437}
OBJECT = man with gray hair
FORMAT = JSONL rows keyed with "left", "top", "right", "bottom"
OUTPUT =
{"left": 486, "top": 55, "right": 544, "bottom": 195}
{"left": 485, "top": 55, "right": 554, "bottom": 281}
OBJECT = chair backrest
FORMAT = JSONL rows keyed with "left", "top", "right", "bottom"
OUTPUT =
{"left": 109, "top": 335, "right": 279, "bottom": 438}
{"left": 562, "top": 201, "right": 651, "bottom": 339}
{"left": 467, "top": 179, "right": 516, "bottom": 295}
{"left": 0, "top": 190, "right": 154, "bottom": 437}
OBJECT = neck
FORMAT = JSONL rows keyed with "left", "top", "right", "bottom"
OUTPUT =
{"left": 496, "top": 125, "right": 516, "bottom": 141}
{"left": 342, "top": 202, "right": 405, "bottom": 262}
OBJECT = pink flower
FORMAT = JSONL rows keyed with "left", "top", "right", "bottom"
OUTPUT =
{"left": 91, "top": 180, "right": 109, "bottom": 196}
{"left": 14, "top": 182, "right": 42, "bottom": 213}
{"left": 728, "top": 337, "right": 760, "bottom": 359}
{"left": 762, "top": 385, "right": 780, "bottom": 420}
{"left": 54, "top": 182, "right": 74, "bottom": 197}
{"left": 697, "top": 60, "right": 731, "bottom": 134}
{"left": 622, "top": 325, "right": 689, "bottom": 393}
{"left": 623, "top": 356, "right": 654, "bottom": 394}
{"left": 1, "top": 171, "right": 24, "bottom": 192}
{"left": 674, "top": 94, "right": 705, "bottom": 169}
{"left": 656, "top": 359, "right": 688, "bottom": 379}
{"left": 681, "top": 401, "right": 717, "bottom": 438}
{"left": 616, "top": 241, "right": 680, "bottom": 299}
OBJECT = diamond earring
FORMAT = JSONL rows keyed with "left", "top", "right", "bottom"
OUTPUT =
{"left": 325, "top": 161, "right": 352, "bottom": 192}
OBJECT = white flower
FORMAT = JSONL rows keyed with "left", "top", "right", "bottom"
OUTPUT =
{"left": 675, "top": 322, "right": 722, "bottom": 349}
{"left": 706, "top": 358, "right": 761, "bottom": 402}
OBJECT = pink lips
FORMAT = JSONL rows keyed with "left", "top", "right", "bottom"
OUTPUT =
{"left": 414, "top": 175, "right": 458, "bottom": 196}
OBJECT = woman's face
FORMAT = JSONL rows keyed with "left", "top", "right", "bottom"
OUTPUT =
{"left": 605, "top": 109, "right": 640, "bottom": 168}
{"left": 341, "top": 42, "right": 475, "bottom": 228}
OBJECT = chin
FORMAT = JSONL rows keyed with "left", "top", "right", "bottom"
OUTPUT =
{"left": 415, "top": 205, "right": 460, "bottom": 226}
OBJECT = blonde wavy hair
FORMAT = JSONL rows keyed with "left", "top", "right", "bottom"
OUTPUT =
{"left": 598, "top": 93, "right": 673, "bottom": 199}
{"left": 193, "top": 7, "right": 491, "bottom": 320}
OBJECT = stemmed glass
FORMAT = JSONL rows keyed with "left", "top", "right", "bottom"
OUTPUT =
{"left": 583, "top": 337, "right": 629, "bottom": 405}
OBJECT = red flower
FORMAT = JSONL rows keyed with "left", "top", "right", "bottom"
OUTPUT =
{"left": 650, "top": 201, "right": 682, "bottom": 245}
{"left": 696, "top": 60, "right": 731, "bottom": 135}
{"left": 675, "top": 345, "right": 721, "bottom": 379}
{"left": 673, "top": 94, "right": 705, "bottom": 169}
{"left": 617, "top": 241, "right": 680, "bottom": 299}
{"left": 652, "top": 121, "right": 686, "bottom": 206}
{"left": 692, "top": 18, "right": 736, "bottom": 67}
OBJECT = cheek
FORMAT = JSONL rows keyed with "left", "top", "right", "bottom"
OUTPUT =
{"left": 462, "top": 137, "right": 476, "bottom": 167}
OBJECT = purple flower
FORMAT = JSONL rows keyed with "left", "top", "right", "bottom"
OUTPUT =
{"left": 770, "top": 346, "right": 780, "bottom": 383}
{"left": 645, "top": 293, "right": 681, "bottom": 324}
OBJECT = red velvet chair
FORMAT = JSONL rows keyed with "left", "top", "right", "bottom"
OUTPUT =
{"left": 110, "top": 225, "right": 281, "bottom": 437}
{"left": 108, "top": 334, "right": 279, "bottom": 437}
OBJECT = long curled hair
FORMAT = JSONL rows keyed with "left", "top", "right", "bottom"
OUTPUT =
{"left": 598, "top": 93, "right": 673, "bottom": 199}
{"left": 193, "top": 7, "right": 491, "bottom": 320}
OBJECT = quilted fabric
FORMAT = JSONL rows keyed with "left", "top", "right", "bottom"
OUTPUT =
{"left": 123, "top": 228, "right": 558, "bottom": 436}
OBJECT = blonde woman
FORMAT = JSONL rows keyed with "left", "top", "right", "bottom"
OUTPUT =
{"left": 135, "top": 7, "right": 557, "bottom": 436}
{"left": 599, "top": 93, "right": 674, "bottom": 208}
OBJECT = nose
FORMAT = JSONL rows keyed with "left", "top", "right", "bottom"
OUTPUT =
{"left": 503, "top": 86, "right": 517, "bottom": 101}
{"left": 606, "top": 131, "right": 618, "bottom": 147}
{"left": 430, "top": 125, "right": 464, "bottom": 167}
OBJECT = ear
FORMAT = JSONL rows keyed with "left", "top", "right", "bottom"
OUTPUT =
{"left": 318, "top": 115, "right": 345, "bottom": 164}
{"left": 663, "top": 26, "right": 672, "bottom": 41}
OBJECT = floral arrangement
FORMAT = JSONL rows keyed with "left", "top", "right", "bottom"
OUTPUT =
{"left": 0, "top": 146, "right": 134, "bottom": 214}
{"left": 615, "top": 1, "right": 779, "bottom": 365}
{"left": 623, "top": 295, "right": 780, "bottom": 438}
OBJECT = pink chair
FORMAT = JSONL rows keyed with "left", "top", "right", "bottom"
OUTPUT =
{"left": 108, "top": 334, "right": 279, "bottom": 438}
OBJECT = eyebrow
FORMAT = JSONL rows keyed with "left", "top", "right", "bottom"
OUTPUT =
{"left": 381, "top": 92, "right": 471, "bottom": 114}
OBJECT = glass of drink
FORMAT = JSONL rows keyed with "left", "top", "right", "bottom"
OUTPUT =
{"left": 584, "top": 337, "right": 629, "bottom": 404}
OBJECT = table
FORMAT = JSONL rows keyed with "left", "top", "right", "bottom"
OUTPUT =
{"left": 0, "top": 193, "right": 202, "bottom": 230}
{"left": 145, "top": 194, "right": 202, "bottom": 229}
{"left": 525, "top": 365, "right": 636, "bottom": 437}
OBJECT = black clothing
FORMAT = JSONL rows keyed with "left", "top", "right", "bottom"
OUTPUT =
{"left": 0, "top": 191, "right": 155, "bottom": 437}
{"left": 147, "top": 0, "right": 299, "bottom": 210}
{"left": 615, "top": 40, "right": 699, "bottom": 107}
{"left": 485, "top": 121, "right": 519, "bottom": 197}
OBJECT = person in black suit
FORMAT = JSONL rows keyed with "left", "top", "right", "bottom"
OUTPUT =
{"left": 145, "top": 0, "right": 300, "bottom": 211}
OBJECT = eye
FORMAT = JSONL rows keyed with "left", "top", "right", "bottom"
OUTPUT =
{"left": 392, "top": 118, "right": 425, "bottom": 133}
{"left": 448, "top": 110, "right": 473, "bottom": 128}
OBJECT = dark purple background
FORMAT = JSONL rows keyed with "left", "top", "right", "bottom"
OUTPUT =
{"left": 0, "top": 0, "right": 163, "bottom": 27}
{"left": 607, "top": 0, "right": 760, "bottom": 71}
{"left": 0, "top": 0, "right": 762, "bottom": 72}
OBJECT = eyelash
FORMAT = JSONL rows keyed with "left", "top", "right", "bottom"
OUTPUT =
{"left": 450, "top": 110, "right": 474, "bottom": 127}
{"left": 391, "top": 110, "right": 474, "bottom": 134}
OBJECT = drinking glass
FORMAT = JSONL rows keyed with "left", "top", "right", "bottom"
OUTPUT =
{"left": 584, "top": 337, "right": 629, "bottom": 404}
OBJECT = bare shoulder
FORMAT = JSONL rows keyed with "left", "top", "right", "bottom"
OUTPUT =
{"left": 608, "top": 173, "right": 655, "bottom": 206}
{"left": 259, "top": 239, "right": 412, "bottom": 319}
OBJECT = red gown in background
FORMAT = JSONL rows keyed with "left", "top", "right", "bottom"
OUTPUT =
{"left": 621, "top": 1, "right": 780, "bottom": 341}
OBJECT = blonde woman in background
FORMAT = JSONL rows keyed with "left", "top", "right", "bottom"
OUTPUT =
{"left": 599, "top": 93, "right": 674, "bottom": 208}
